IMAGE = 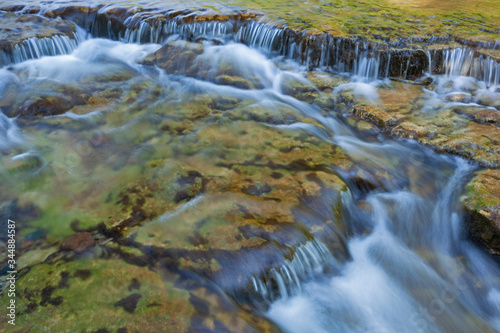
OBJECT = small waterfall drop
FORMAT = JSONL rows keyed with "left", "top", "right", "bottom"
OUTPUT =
{"left": 249, "top": 240, "right": 335, "bottom": 305}
{"left": 0, "top": 25, "right": 87, "bottom": 67}
{"left": 442, "top": 48, "right": 500, "bottom": 87}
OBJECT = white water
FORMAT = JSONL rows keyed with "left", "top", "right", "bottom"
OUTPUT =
{"left": 250, "top": 240, "right": 336, "bottom": 304}
{"left": 0, "top": 111, "right": 23, "bottom": 151}
{"left": 268, "top": 159, "right": 500, "bottom": 332}
{"left": 0, "top": 25, "right": 88, "bottom": 67}
{"left": 442, "top": 48, "right": 500, "bottom": 88}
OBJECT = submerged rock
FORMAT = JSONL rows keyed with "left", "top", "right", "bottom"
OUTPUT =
{"left": 453, "top": 107, "right": 500, "bottom": 127}
{"left": 463, "top": 169, "right": 500, "bottom": 254}
{"left": 142, "top": 40, "right": 267, "bottom": 89}
{"left": 15, "top": 95, "right": 75, "bottom": 117}
{"left": 141, "top": 39, "right": 205, "bottom": 75}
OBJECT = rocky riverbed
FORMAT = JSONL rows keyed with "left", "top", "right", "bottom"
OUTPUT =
{"left": 0, "top": 1, "right": 499, "bottom": 332}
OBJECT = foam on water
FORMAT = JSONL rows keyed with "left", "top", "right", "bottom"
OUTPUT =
{"left": 194, "top": 42, "right": 278, "bottom": 88}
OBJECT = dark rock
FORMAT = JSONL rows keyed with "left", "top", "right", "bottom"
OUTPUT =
{"left": 114, "top": 293, "right": 142, "bottom": 313}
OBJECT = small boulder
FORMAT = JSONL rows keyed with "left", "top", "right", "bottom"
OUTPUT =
{"left": 60, "top": 232, "right": 95, "bottom": 253}
{"left": 15, "top": 95, "right": 74, "bottom": 117}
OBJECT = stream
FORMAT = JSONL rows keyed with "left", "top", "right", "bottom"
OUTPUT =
{"left": 1, "top": 4, "right": 500, "bottom": 332}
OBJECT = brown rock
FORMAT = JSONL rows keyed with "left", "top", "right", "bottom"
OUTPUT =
{"left": 454, "top": 107, "right": 500, "bottom": 127}
{"left": 60, "top": 232, "right": 95, "bottom": 253}
{"left": 15, "top": 96, "right": 74, "bottom": 118}
{"left": 337, "top": 81, "right": 500, "bottom": 168}
{"left": 0, "top": 12, "right": 76, "bottom": 55}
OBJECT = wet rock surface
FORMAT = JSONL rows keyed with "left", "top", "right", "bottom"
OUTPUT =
{"left": 3, "top": 0, "right": 497, "bottom": 46}
{"left": 463, "top": 169, "right": 500, "bottom": 254}
{"left": 335, "top": 80, "right": 500, "bottom": 168}
{"left": 0, "top": 2, "right": 497, "bottom": 81}
{"left": 0, "top": 12, "right": 75, "bottom": 51}
{"left": 10, "top": 258, "right": 279, "bottom": 332}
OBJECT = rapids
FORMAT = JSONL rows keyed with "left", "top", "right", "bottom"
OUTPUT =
{"left": 0, "top": 6, "right": 500, "bottom": 333}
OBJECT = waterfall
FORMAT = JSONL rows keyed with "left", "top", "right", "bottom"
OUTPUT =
{"left": 120, "top": 19, "right": 235, "bottom": 44}
{"left": 0, "top": 28, "right": 85, "bottom": 67}
{"left": 442, "top": 48, "right": 500, "bottom": 87}
{"left": 353, "top": 52, "right": 380, "bottom": 82}
{"left": 12, "top": 34, "right": 79, "bottom": 63}
{"left": 426, "top": 50, "right": 433, "bottom": 74}
{"left": 1, "top": 4, "right": 498, "bottom": 86}
{"left": 235, "top": 21, "right": 284, "bottom": 53}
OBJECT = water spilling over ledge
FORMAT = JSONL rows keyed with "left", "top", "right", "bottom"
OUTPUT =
{"left": 236, "top": 240, "right": 335, "bottom": 308}
{"left": 0, "top": 4, "right": 499, "bottom": 85}
{"left": 0, "top": 33, "right": 81, "bottom": 66}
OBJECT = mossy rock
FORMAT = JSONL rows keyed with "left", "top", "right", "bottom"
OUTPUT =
{"left": 0, "top": 258, "right": 277, "bottom": 332}
{"left": 463, "top": 169, "right": 500, "bottom": 254}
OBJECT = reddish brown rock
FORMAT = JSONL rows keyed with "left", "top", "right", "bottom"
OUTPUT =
{"left": 61, "top": 232, "right": 95, "bottom": 253}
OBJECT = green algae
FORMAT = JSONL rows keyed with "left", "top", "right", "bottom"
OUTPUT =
{"left": 229, "top": 0, "right": 499, "bottom": 44}
{"left": 0, "top": 259, "right": 196, "bottom": 332}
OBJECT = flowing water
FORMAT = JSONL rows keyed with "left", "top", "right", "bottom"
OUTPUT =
{"left": 1, "top": 7, "right": 500, "bottom": 332}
